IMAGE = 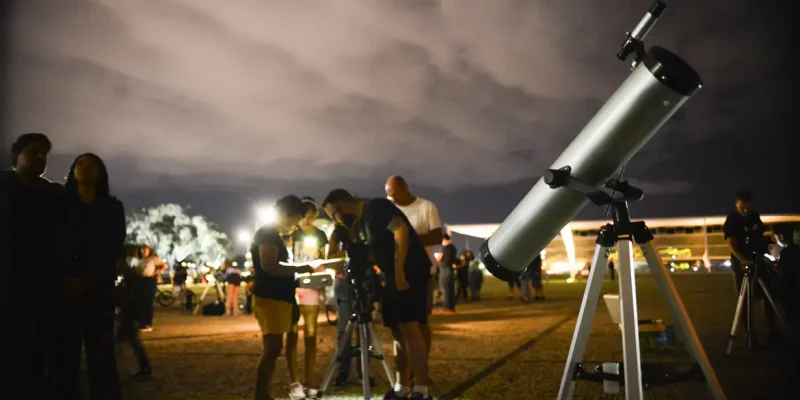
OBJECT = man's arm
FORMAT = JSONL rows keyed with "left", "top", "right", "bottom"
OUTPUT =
{"left": 723, "top": 217, "right": 752, "bottom": 264}
{"left": 727, "top": 238, "right": 752, "bottom": 264}
{"left": 326, "top": 228, "right": 347, "bottom": 272}
{"left": 388, "top": 216, "right": 410, "bottom": 288}
{"left": 418, "top": 202, "right": 443, "bottom": 246}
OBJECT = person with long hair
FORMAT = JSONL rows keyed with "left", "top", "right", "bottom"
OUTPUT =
{"left": 286, "top": 199, "right": 328, "bottom": 398}
{"left": 52, "top": 153, "right": 125, "bottom": 399}
{"left": 252, "top": 195, "right": 315, "bottom": 400}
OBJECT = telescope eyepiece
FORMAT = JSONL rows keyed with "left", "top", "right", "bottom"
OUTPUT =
{"left": 649, "top": 1, "right": 667, "bottom": 18}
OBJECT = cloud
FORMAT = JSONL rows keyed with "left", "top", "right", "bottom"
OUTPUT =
{"left": 5, "top": 0, "right": 790, "bottom": 191}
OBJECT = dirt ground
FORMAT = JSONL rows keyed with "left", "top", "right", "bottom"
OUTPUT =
{"left": 106, "top": 274, "right": 795, "bottom": 399}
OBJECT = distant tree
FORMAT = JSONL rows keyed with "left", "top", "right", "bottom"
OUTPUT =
{"left": 126, "top": 203, "right": 232, "bottom": 266}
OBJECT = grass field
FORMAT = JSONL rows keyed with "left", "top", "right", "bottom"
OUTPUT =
{"left": 111, "top": 274, "right": 795, "bottom": 399}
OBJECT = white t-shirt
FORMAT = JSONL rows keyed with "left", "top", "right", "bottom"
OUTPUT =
{"left": 394, "top": 197, "right": 442, "bottom": 275}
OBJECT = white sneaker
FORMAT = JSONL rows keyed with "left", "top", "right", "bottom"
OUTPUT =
{"left": 306, "top": 387, "right": 319, "bottom": 398}
{"left": 288, "top": 382, "right": 306, "bottom": 400}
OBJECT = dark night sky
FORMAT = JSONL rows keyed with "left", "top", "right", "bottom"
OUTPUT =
{"left": 3, "top": 0, "right": 797, "bottom": 234}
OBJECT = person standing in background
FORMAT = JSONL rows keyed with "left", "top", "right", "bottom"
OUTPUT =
{"left": 455, "top": 249, "right": 471, "bottom": 301}
{"left": 385, "top": 176, "right": 442, "bottom": 365}
{"left": 224, "top": 261, "right": 243, "bottom": 316}
{"left": 436, "top": 234, "right": 457, "bottom": 312}
{"left": 136, "top": 245, "right": 168, "bottom": 332}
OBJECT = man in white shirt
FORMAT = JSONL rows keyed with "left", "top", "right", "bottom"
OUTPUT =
{"left": 385, "top": 176, "right": 443, "bottom": 362}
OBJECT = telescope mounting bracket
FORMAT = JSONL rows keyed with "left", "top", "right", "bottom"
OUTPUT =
{"left": 617, "top": 1, "right": 667, "bottom": 68}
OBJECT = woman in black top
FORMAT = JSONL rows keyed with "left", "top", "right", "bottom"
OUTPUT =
{"left": 53, "top": 153, "right": 125, "bottom": 400}
{"left": 252, "top": 195, "right": 314, "bottom": 400}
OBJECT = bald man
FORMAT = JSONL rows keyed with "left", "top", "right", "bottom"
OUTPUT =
{"left": 385, "top": 176, "right": 442, "bottom": 361}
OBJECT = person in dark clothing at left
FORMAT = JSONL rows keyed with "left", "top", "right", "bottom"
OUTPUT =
{"left": 51, "top": 153, "right": 125, "bottom": 400}
{"left": 0, "top": 133, "right": 63, "bottom": 397}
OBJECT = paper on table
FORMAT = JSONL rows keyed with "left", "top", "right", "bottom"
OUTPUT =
{"left": 279, "top": 257, "right": 346, "bottom": 268}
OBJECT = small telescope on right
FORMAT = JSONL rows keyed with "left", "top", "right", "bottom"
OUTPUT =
{"left": 480, "top": 0, "right": 701, "bottom": 280}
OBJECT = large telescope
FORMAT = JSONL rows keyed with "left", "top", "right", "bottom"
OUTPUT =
{"left": 480, "top": 1, "right": 702, "bottom": 281}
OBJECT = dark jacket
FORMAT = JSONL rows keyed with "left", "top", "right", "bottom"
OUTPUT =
{"left": 60, "top": 195, "right": 127, "bottom": 287}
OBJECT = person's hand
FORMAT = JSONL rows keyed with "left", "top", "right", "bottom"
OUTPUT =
{"left": 395, "top": 277, "right": 410, "bottom": 292}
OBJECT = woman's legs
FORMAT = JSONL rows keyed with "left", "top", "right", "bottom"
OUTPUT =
{"left": 256, "top": 334, "right": 283, "bottom": 400}
{"left": 300, "top": 305, "right": 320, "bottom": 385}
{"left": 285, "top": 326, "right": 300, "bottom": 383}
{"left": 231, "top": 285, "right": 240, "bottom": 315}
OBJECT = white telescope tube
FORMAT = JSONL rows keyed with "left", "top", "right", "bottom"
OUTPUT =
{"left": 481, "top": 46, "right": 702, "bottom": 281}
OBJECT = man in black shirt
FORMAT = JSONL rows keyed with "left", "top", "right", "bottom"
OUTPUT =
{"left": 437, "top": 234, "right": 457, "bottom": 312}
{"left": 0, "top": 133, "right": 63, "bottom": 395}
{"left": 323, "top": 189, "right": 433, "bottom": 400}
{"left": 722, "top": 190, "right": 777, "bottom": 344}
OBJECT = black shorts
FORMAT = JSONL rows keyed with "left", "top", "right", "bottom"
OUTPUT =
{"left": 381, "top": 276, "right": 428, "bottom": 328}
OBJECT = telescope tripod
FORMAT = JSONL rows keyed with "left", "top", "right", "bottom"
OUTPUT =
{"left": 192, "top": 278, "right": 225, "bottom": 315}
{"left": 726, "top": 261, "right": 789, "bottom": 354}
{"left": 557, "top": 210, "right": 726, "bottom": 399}
{"left": 317, "top": 300, "right": 394, "bottom": 400}
{"left": 543, "top": 168, "right": 726, "bottom": 399}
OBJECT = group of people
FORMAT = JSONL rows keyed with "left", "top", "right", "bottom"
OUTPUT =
{"left": 250, "top": 177, "right": 445, "bottom": 400}
{"left": 2, "top": 133, "right": 140, "bottom": 399}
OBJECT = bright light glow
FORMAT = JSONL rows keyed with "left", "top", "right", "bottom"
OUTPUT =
{"left": 559, "top": 226, "right": 581, "bottom": 280}
{"left": 256, "top": 205, "right": 277, "bottom": 227}
{"left": 692, "top": 266, "right": 698, "bottom": 271}
{"left": 434, "top": 252, "right": 441, "bottom": 259}
{"left": 723, "top": 260, "right": 732, "bottom": 267}
{"left": 232, "top": 261, "right": 238, "bottom": 267}
{"left": 671, "top": 255, "right": 677, "bottom": 259}
{"left": 546, "top": 261, "right": 578, "bottom": 275}
{"left": 303, "top": 236, "right": 318, "bottom": 248}
{"left": 670, "top": 268, "right": 675, "bottom": 272}
{"left": 246, "top": 251, "right": 252, "bottom": 259}
{"left": 237, "top": 230, "right": 251, "bottom": 243}
{"left": 566, "top": 277, "right": 576, "bottom": 283}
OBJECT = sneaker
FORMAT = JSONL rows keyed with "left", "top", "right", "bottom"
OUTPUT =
{"left": 382, "top": 389, "right": 408, "bottom": 399}
{"left": 409, "top": 393, "right": 433, "bottom": 400}
{"left": 139, "top": 326, "right": 153, "bottom": 332}
{"left": 306, "top": 387, "right": 319, "bottom": 398}
{"left": 289, "top": 382, "right": 306, "bottom": 400}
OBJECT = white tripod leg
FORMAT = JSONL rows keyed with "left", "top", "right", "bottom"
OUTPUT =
{"left": 368, "top": 322, "right": 396, "bottom": 388}
{"left": 641, "top": 241, "right": 727, "bottom": 400}
{"left": 557, "top": 244, "right": 611, "bottom": 400}
{"left": 193, "top": 284, "right": 212, "bottom": 315}
{"left": 616, "top": 239, "right": 643, "bottom": 400}
{"left": 726, "top": 276, "right": 748, "bottom": 355}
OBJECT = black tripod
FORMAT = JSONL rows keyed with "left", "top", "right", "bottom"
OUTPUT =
{"left": 317, "top": 248, "right": 394, "bottom": 400}
{"left": 726, "top": 257, "right": 789, "bottom": 354}
{"left": 317, "top": 294, "right": 394, "bottom": 399}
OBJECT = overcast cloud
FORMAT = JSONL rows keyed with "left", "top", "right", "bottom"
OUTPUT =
{"left": 4, "top": 0, "right": 794, "bottom": 227}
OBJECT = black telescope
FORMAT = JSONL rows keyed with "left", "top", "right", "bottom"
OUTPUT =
{"left": 480, "top": 1, "right": 702, "bottom": 282}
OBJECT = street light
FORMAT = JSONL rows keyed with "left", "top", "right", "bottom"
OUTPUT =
{"left": 255, "top": 205, "right": 276, "bottom": 229}
{"left": 237, "top": 230, "right": 251, "bottom": 244}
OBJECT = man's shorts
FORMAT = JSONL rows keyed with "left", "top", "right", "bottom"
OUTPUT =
{"left": 381, "top": 277, "right": 428, "bottom": 328}
{"left": 253, "top": 296, "right": 295, "bottom": 335}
